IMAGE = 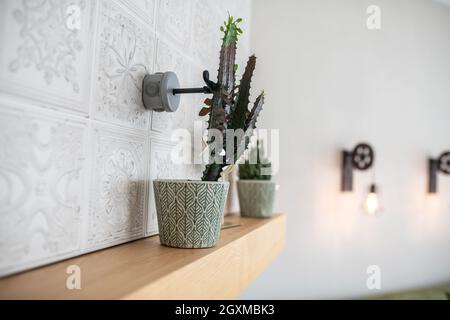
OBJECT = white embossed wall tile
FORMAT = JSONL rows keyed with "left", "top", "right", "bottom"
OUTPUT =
{"left": 191, "top": 0, "right": 222, "bottom": 73}
{"left": 0, "top": 0, "right": 254, "bottom": 276}
{"left": 156, "top": 0, "right": 193, "bottom": 53}
{"left": 151, "top": 109, "right": 172, "bottom": 133}
{"left": 151, "top": 39, "right": 191, "bottom": 133}
{"left": 119, "top": 0, "right": 156, "bottom": 28}
{"left": 147, "top": 139, "right": 188, "bottom": 235}
{"left": 0, "top": 0, "right": 96, "bottom": 114}
{"left": 0, "top": 103, "right": 88, "bottom": 277}
{"left": 92, "top": 0, "right": 155, "bottom": 130}
{"left": 154, "top": 38, "right": 192, "bottom": 88}
{"left": 87, "top": 123, "right": 148, "bottom": 249}
{"left": 186, "top": 94, "right": 207, "bottom": 181}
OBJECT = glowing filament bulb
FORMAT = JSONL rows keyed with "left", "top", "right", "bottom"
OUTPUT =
{"left": 364, "top": 184, "right": 381, "bottom": 216}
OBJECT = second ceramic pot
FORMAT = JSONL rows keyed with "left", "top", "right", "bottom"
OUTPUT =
{"left": 237, "top": 180, "right": 276, "bottom": 218}
{"left": 153, "top": 179, "right": 229, "bottom": 248}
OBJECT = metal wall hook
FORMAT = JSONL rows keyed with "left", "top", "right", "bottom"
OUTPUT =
{"left": 202, "top": 70, "right": 218, "bottom": 91}
{"left": 172, "top": 71, "right": 217, "bottom": 95}
{"left": 142, "top": 70, "right": 215, "bottom": 112}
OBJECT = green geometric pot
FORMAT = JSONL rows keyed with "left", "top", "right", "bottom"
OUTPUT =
{"left": 153, "top": 180, "right": 229, "bottom": 248}
{"left": 237, "top": 180, "right": 276, "bottom": 218}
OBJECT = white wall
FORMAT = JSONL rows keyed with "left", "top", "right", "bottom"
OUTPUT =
{"left": 0, "top": 0, "right": 252, "bottom": 277}
{"left": 242, "top": 0, "right": 450, "bottom": 299}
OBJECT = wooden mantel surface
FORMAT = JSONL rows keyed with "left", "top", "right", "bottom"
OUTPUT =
{"left": 0, "top": 214, "right": 285, "bottom": 300}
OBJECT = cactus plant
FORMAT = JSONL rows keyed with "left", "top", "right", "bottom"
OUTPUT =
{"left": 238, "top": 140, "right": 272, "bottom": 181}
{"left": 237, "top": 139, "right": 275, "bottom": 218}
{"left": 200, "top": 15, "right": 265, "bottom": 181}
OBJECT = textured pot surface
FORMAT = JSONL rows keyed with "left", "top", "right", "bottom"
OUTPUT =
{"left": 237, "top": 180, "right": 276, "bottom": 218}
{"left": 153, "top": 180, "right": 229, "bottom": 248}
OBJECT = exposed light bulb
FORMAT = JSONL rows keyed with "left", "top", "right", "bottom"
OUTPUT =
{"left": 363, "top": 184, "right": 382, "bottom": 216}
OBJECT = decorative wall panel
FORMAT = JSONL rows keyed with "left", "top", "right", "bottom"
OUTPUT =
{"left": 0, "top": 103, "right": 88, "bottom": 276}
{"left": 0, "top": 0, "right": 252, "bottom": 277}
{"left": 120, "top": 0, "right": 156, "bottom": 27}
{"left": 156, "top": 0, "right": 192, "bottom": 52}
{"left": 0, "top": 0, "right": 96, "bottom": 114}
{"left": 92, "top": 0, "right": 155, "bottom": 130}
{"left": 192, "top": 0, "right": 221, "bottom": 73}
{"left": 87, "top": 123, "right": 148, "bottom": 249}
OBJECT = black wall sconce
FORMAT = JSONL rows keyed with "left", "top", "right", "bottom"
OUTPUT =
{"left": 142, "top": 70, "right": 215, "bottom": 112}
{"left": 341, "top": 143, "right": 382, "bottom": 215}
{"left": 428, "top": 151, "right": 450, "bottom": 193}
{"left": 341, "top": 143, "right": 374, "bottom": 192}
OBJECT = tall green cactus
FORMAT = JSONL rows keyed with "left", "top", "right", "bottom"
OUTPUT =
{"left": 201, "top": 16, "right": 265, "bottom": 182}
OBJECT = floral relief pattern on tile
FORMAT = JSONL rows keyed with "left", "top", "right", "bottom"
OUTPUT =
{"left": 93, "top": 0, "right": 155, "bottom": 130}
{"left": 0, "top": 0, "right": 253, "bottom": 276}
{"left": 0, "top": 106, "right": 87, "bottom": 276}
{"left": 88, "top": 125, "right": 148, "bottom": 248}
{"left": 119, "top": 0, "right": 156, "bottom": 27}
{"left": 191, "top": 0, "right": 221, "bottom": 71}
{"left": 0, "top": 0, "right": 95, "bottom": 113}
{"left": 156, "top": 0, "right": 192, "bottom": 51}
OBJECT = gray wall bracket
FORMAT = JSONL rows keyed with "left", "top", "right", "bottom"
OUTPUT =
{"left": 142, "top": 71, "right": 215, "bottom": 112}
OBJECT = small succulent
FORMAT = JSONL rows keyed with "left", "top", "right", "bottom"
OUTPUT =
{"left": 200, "top": 15, "right": 265, "bottom": 181}
{"left": 238, "top": 140, "right": 272, "bottom": 181}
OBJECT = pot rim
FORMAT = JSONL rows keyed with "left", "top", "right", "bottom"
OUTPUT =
{"left": 237, "top": 179, "right": 275, "bottom": 184}
{"left": 153, "top": 179, "right": 229, "bottom": 185}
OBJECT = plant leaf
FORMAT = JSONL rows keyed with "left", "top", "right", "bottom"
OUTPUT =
{"left": 199, "top": 107, "right": 211, "bottom": 116}
{"left": 204, "top": 98, "right": 212, "bottom": 106}
{"left": 245, "top": 91, "right": 264, "bottom": 131}
{"left": 230, "top": 55, "right": 256, "bottom": 130}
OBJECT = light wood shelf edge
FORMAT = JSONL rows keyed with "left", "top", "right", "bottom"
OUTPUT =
{"left": 0, "top": 214, "right": 286, "bottom": 300}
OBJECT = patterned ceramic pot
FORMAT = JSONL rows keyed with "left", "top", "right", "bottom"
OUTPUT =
{"left": 237, "top": 180, "right": 276, "bottom": 218}
{"left": 153, "top": 180, "right": 229, "bottom": 248}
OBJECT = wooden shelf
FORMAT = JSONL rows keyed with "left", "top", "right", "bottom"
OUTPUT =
{"left": 0, "top": 214, "right": 285, "bottom": 300}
